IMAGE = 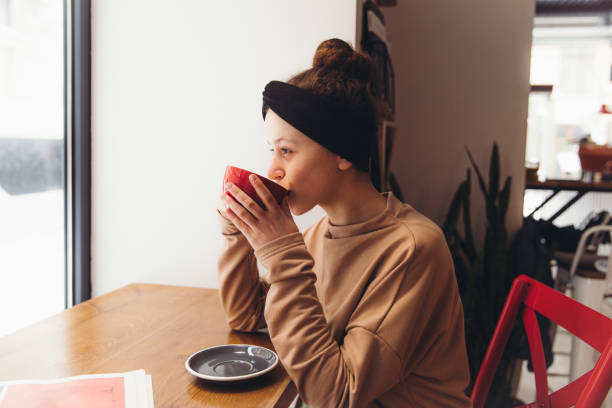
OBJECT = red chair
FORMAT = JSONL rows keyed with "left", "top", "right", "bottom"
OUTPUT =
{"left": 471, "top": 275, "right": 612, "bottom": 408}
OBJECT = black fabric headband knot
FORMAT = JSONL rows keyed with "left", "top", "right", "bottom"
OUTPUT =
{"left": 262, "top": 80, "right": 377, "bottom": 172}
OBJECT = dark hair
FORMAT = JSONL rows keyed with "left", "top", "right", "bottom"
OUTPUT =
{"left": 287, "top": 39, "right": 380, "bottom": 121}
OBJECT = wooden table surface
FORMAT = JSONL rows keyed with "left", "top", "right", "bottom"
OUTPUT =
{"left": 0, "top": 283, "right": 295, "bottom": 407}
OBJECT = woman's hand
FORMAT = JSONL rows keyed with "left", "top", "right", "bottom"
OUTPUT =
{"left": 216, "top": 197, "right": 231, "bottom": 220}
{"left": 221, "top": 174, "right": 298, "bottom": 251}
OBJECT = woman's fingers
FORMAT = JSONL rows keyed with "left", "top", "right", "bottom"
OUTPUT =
{"left": 225, "top": 183, "right": 265, "bottom": 218}
{"left": 217, "top": 196, "right": 232, "bottom": 220}
{"left": 222, "top": 205, "right": 251, "bottom": 234}
{"left": 249, "top": 175, "right": 279, "bottom": 212}
{"left": 223, "top": 191, "right": 258, "bottom": 228}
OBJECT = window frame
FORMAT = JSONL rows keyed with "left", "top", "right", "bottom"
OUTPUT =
{"left": 64, "top": 0, "right": 91, "bottom": 307}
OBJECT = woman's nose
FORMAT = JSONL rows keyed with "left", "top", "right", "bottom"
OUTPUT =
{"left": 267, "top": 164, "right": 284, "bottom": 182}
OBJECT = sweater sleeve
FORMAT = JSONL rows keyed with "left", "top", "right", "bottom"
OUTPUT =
{"left": 255, "top": 230, "right": 464, "bottom": 408}
{"left": 254, "top": 233, "right": 398, "bottom": 407}
{"left": 216, "top": 211, "right": 268, "bottom": 331}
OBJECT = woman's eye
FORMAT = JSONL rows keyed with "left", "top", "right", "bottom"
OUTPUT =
{"left": 268, "top": 147, "right": 292, "bottom": 156}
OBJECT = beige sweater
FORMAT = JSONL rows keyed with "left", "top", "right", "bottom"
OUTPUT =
{"left": 217, "top": 193, "right": 472, "bottom": 408}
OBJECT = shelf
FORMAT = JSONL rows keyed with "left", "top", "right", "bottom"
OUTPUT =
{"left": 526, "top": 179, "right": 612, "bottom": 193}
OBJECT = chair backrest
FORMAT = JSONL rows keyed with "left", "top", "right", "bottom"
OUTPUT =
{"left": 569, "top": 225, "right": 612, "bottom": 284}
{"left": 471, "top": 275, "right": 612, "bottom": 408}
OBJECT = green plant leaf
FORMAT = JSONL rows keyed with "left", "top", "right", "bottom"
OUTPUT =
{"left": 461, "top": 169, "right": 476, "bottom": 263}
{"left": 443, "top": 179, "right": 467, "bottom": 236}
{"left": 498, "top": 176, "right": 512, "bottom": 222}
{"left": 466, "top": 145, "right": 496, "bottom": 228}
{"left": 489, "top": 143, "right": 500, "bottom": 204}
{"left": 465, "top": 145, "right": 488, "bottom": 199}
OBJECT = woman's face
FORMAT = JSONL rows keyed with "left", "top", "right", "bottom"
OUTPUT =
{"left": 264, "top": 110, "right": 342, "bottom": 215}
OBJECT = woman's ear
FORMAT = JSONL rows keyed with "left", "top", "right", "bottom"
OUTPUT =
{"left": 337, "top": 156, "right": 353, "bottom": 171}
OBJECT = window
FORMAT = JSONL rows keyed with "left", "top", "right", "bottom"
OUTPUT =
{"left": 524, "top": 13, "right": 612, "bottom": 227}
{"left": 0, "top": 0, "right": 64, "bottom": 336}
{"left": 0, "top": 0, "right": 91, "bottom": 336}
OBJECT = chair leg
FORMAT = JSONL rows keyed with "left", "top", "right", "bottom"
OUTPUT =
{"left": 576, "top": 338, "right": 612, "bottom": 407}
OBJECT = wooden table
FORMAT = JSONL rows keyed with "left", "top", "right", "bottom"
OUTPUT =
{"left": 0, "top": 283, "right": 296, "bottom": 407}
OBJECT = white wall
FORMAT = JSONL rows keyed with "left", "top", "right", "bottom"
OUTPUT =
{"left": 91, "top": 1, "right": 356, "bottom": 296}
{"left": 382, "top": 1, "right": 535, "bottom": 242}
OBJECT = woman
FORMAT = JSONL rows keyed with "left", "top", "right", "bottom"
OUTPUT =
{"left": 217, "top": 38, "right": 471, "bottom": 407}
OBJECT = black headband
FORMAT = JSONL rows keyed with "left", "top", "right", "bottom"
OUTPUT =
{"left": 262, "top": 80, "right": 377, "bottom": 172}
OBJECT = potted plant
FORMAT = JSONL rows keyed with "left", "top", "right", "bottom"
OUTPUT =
{"left": 443, "top": 142, "right": 523, "bottom": 407}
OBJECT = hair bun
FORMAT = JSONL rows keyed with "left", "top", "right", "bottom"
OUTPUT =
{"left": 312, "top": 38, "right": 373, "bottom": 83}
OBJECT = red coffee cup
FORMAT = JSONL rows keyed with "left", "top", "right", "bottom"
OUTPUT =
{"left": 223, "top": 166, "right": 288, "bottom": 208}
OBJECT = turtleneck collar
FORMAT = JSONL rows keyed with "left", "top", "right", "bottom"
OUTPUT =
{"left": 326, "top": 192, "right": 401, "bottom": 239}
